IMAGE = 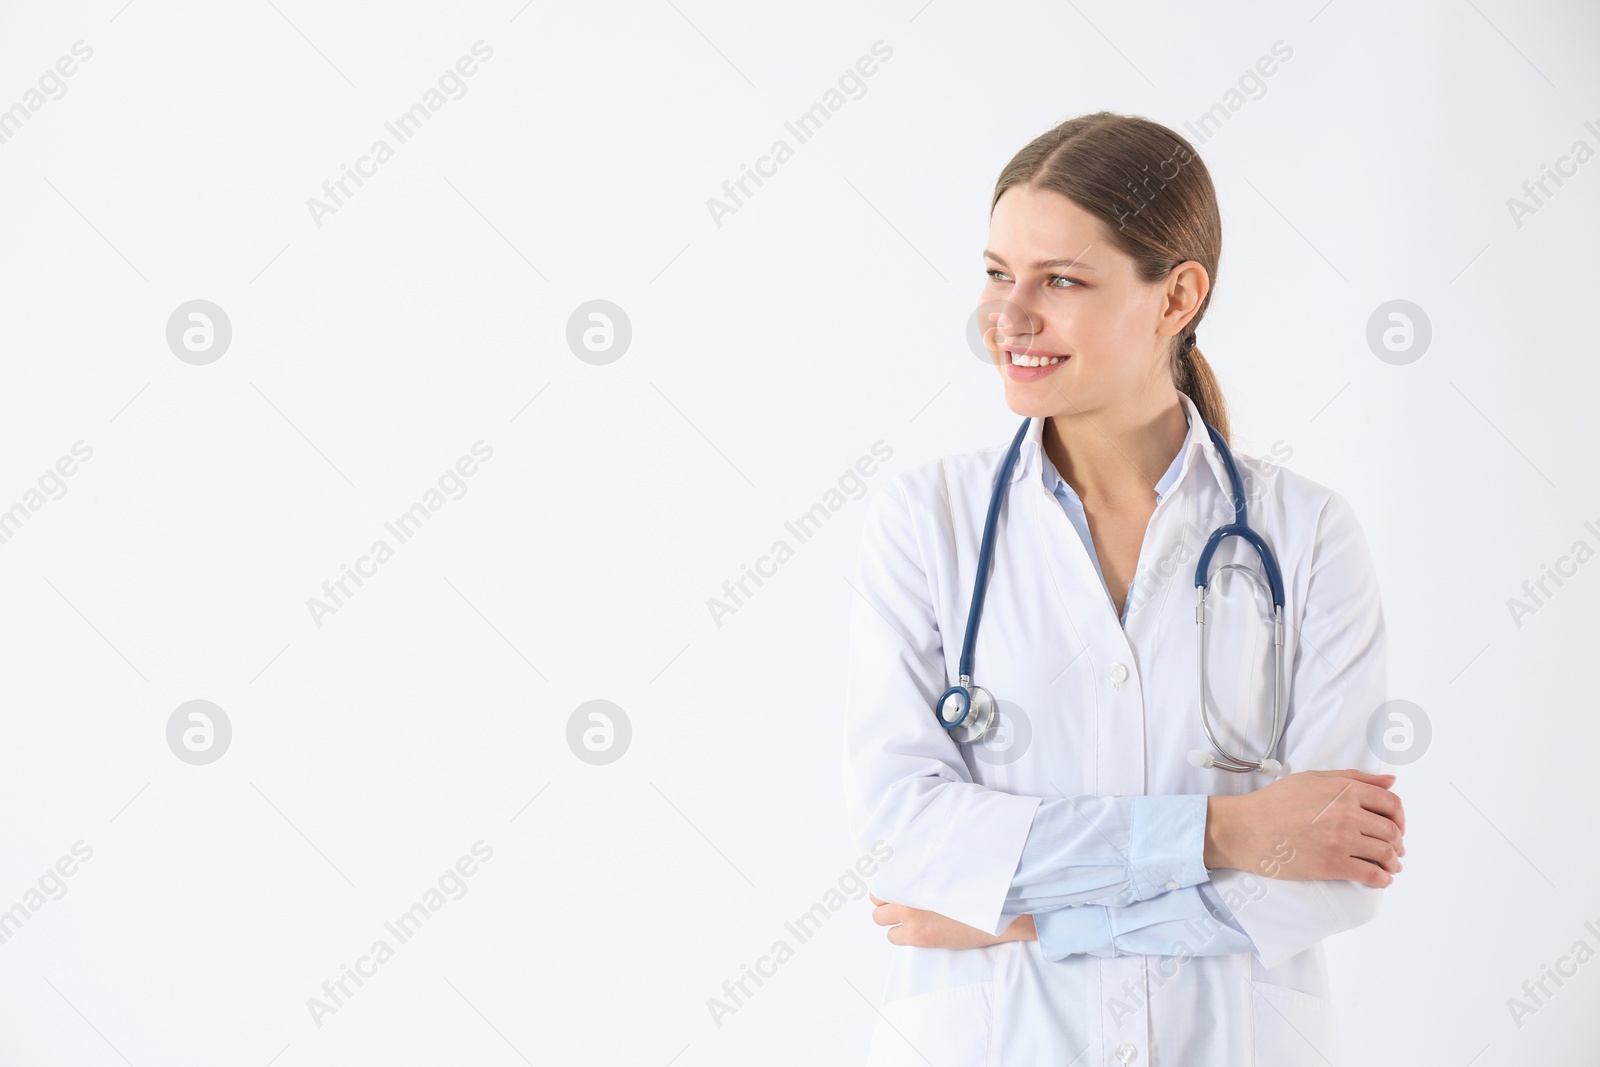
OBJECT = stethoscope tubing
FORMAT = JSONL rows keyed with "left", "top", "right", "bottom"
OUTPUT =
{"left": 941, "top": 412, "right": 1289, "bottom": 774}
{"left": 956, "top": 416, "right": 1032, "bottom": 684}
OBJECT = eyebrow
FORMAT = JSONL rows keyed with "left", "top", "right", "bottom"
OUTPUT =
{"left": 983, "top": 250, "right": 1098, "bottom": 272}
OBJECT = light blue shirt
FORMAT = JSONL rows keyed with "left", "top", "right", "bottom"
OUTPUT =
{"left": 1046, "top": 443, "right": 1186, "bottom": 630}
{"left": 1005, "top": 428, "right": 1257, "bottom": 961}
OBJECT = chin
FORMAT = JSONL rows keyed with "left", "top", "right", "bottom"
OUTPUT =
{"left": 1000, "top": 397, "right": 1064, "bottom": 420}
{"left": 998, "top": 383, "right": 1075, "bottom": 420}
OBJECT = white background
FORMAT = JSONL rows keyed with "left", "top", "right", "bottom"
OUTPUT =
{"left": 1, "top": 0, "right": 1597, "bottom": 1063}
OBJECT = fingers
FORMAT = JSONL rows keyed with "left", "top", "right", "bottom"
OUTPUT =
{"left": 870, "top": 895, "right": 908, "bottom": 928}
{"left": 1355, "top": 809, "right": 1405, "bottom": 858}
{"left": 1315, "top": 770, "right": 1405, "bottom": 836}
{"left": 1348, "top": 826, "right": 1403, "bottom": 875}
{"left": 1340, "top": 854, "right": 1396, "bottom": 888}
{"left": 1355, "top": 782, "right": 1406, "bottom": 837}
{"left": 1323, "top": 768, "right": 1397, "bottom": 788}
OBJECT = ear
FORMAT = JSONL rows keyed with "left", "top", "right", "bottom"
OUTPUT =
{"left": 1161, "top": 261, "right": 1210, "bottom": 342}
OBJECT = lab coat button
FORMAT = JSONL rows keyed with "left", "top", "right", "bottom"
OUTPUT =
{"left": 1108, "top": 662, "right": 1129, "bottom": 683}
{"left": 1114, "top": 1041, "right": 1138, "bottom": 1063}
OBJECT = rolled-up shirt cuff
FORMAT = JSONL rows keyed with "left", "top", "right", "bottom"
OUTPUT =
{"left": 1034, "top": 903, "right": 1116, "bottom": 960}
{"left": 1126, "top": 794, "right": 1211, "bottom": 901}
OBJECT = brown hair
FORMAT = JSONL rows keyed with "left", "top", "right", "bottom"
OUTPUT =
{"left": 990, "top": 111, "right": 1230, "bottom": 442}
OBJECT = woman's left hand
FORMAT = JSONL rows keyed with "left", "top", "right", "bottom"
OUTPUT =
{"left": 868, "top": 894, "right": 1037, "bottom": 948}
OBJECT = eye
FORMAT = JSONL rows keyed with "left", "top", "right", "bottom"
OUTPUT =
{"left": 984, "top": 268, "right": 1082, "bottom": 289}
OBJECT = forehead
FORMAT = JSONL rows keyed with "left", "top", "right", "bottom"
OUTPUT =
{"left": 987, "top": 184, "right": 1113, "bottom": 268}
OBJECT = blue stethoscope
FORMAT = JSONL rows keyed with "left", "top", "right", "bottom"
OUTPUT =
{"left": 934, "top": 414, "right": 1289, "bottom": 775}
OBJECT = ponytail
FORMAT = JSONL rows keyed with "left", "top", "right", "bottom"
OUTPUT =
{"left": 1176, "top": 343, "right": 1229, "bottom": 444}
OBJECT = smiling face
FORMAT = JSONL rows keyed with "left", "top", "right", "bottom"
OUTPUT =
{"left": 979, "top": 183, "right": 1201, "bottom": 420}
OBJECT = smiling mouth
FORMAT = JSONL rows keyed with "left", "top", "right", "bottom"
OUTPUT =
{"left": 1005, "top": 348, "right": 1069, "bottom": 367}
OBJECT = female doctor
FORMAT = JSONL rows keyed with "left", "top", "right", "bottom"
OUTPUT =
{"left": 842, "top": 111, "right": 1406, "bottom": 1066}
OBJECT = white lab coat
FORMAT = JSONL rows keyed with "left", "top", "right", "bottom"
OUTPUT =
{"left": 843, "top": 391, "right": 1388, "bottom": 1066}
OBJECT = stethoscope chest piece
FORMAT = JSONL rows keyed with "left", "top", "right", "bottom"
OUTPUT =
{"left": 937, "top": 679, "right": 996, "bottom": 744}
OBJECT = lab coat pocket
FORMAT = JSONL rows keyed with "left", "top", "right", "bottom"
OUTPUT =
{"left": 1249, "top": 979, "right": 1341, "bottom": 1067}
{"left": 864, "top": 980, "right": 992, "bottom": 1067}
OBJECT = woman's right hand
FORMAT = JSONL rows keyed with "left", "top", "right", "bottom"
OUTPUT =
{"left": 1205, "top": 769, "right": 1405, "bottom": 887}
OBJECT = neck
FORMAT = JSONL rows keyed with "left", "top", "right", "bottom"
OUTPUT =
{"left": 1044, "top": 390, "right": 1189, "bottom": 508}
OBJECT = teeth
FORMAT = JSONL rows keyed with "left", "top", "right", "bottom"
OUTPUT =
{"left": 1008, "top": 350, "right": 1066, "bottom": 367}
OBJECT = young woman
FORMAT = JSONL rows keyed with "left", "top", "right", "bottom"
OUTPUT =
{"left": 843, "top": 111, "right": 1405, "bottom": 1065}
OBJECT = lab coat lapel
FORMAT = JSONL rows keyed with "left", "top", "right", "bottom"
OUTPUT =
{"left": 1025, "top": 464, "right": 1122, "bottom": 635}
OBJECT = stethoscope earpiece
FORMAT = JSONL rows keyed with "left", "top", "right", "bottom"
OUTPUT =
{"left": 1188, "top": 748, "right": 1284, "bottom": 775}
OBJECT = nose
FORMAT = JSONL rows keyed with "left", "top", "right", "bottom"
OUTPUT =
{"left": 982, "top": 298, "right": 1039, "bottom": 351}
